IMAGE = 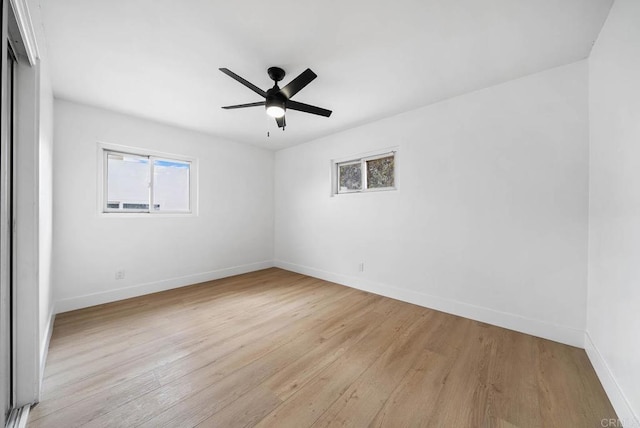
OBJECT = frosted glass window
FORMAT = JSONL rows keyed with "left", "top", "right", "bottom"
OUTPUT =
{"left": 335, "top": 152, "right": 396, "bottom": 194}
{"left": 338, "top": 162, "right": 362, "bottom": 192}
{"left": 103, "top": 149, "right": 192, "bottom": 213}
{"left": 366, "top": 155, "right": 394, "bottom": 189}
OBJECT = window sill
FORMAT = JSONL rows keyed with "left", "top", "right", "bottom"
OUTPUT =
{"left": 98, "top": 211, "right": 196, "bottom": 218}
{"left": 334, "top": 187, "right": 397, "bottom": 196}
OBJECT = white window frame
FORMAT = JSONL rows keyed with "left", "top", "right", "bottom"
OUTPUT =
{"left": 336, "top": 159, "right": 363, "bottom": 194}
{"left": 333, "top": 149, "right": 397, "bottom": 195}
{"left": 97, "top": 143, "right": 198, "bottom": 216}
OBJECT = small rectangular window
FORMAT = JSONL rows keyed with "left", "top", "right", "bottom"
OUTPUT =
{"left": 103, "top": 149, "right": 192, "bottom": 214}
{"left": 366, "top": 155, "right": 395, "bottom": 189}
{"left": 336, "top": 152, "right": 395, "bottom": 194}
{"left": 338, "top": 161, "right": 362, "bottom": 193}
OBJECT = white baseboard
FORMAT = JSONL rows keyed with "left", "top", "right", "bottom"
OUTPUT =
{"left": 54, "top": 260, "right": 274, "bottom": 313}
{"left": 38, "top": 305, "right": 55, "bottom": 400}
{"left": 585, "top": 332, "right": 639, "bottom": 427}
{"left": 274, "top": 260, "right": 585, "bottom": 347}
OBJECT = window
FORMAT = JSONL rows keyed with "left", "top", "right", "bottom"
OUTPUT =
{"left": 336, "top": 152, "right": 395, "bottom": 194}
{"left": 103, "top": 149, "right": 192, "bottom": 213}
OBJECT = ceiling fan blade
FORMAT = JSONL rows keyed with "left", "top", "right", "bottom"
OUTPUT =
{"left": 286, "top": 100, "right": 332, "bottom": 117}
{"left": 221, "top": 101, "right": 265, "bottom": 109}
{"left": 280, "top": 68, "right": 317, "bottom": 99}
{"left": 276, "top": 115, "right": 286, "bottom": 129}
{"left": 219, "top": 68, "right": 267, "bottom": 98}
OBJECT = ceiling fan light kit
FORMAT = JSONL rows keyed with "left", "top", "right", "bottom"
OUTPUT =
{"left": 265, "top": 103, "right": 285, "bottom": 118}
{"left": 220, "top": 66, "right": 332, "bottom": 131}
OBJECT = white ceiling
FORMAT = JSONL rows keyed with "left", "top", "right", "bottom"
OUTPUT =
{"left": 39, "top": 0, "right": 612, "bottom": 150}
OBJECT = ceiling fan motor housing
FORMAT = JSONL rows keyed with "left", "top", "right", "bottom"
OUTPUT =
{"left": 267, "top": 67, "right": 286, "bottom": 82}
{"left": 265, "top": 90, "right": 286, "bottom": 117}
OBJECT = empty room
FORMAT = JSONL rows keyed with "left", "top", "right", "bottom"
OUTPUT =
{"left": 0, "top": 0, "right": 638, "bottom": 427}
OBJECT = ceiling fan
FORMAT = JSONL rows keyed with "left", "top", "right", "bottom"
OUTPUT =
{"left": 219, "top": 67, "right": 332, "bottom": 130}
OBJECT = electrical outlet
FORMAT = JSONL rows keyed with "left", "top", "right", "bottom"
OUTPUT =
{"left": 115, "top": 269, "right": 125, "bottom": 280}
{"left": 358, "top": 262, "right": 365, "bottom": 273}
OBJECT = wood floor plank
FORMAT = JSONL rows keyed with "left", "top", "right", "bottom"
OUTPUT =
{"left": 41, "top": 277, "right": 334, "bottom": 393}
{"left": 73, "top": 286, "right": 371, "bottom": 427}
{"left": 45, "top": 274, "right": 322, "bottom": 377}
{"left": 131, "top": 293, "right": 393, "bottom": 428}
{"left": 536, "top": 338, "right": 615, "bottom": 427}
{"left": 253, "top": 302, "right": 425, "bottom": 428}
{"left": 28, "top": 371, "right": 160, "bottom": 428}
{"left": 32, "top": 278, "right": 354, "bottom": 421}
{"left": 483, "top": 330, "right": 541, "bottom": 427}
{"left": 366, "top": 311, "right": 459, "bottom": 427}
{"left": 51, "top": 268, "right": 295, "bottom": 336}
{"left": 420, "top": 320, "right": 504, "bottom": 427}
{"left": 29, "top": 268, "right": 618, "bottom": 428}
{"left": 195, "top": 384, "right": 282, "bottom": 428}
{"left": 262, "top": 295, "right": 386, "bottom": 402}
{"left": 368, "top": 349, "right": 452, "bottom": 427}
{"left": 310, "top": 310, "right": 441, "bottom": 427}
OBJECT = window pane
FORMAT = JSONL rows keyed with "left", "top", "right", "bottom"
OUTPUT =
{"left": 366, "top": 155, "right": 394, "bottom": 189}
{"left": 153, "top": 159, "right": 190, "bottom": 212}
{"left": 338, "top": 162, "right": 362, "bottom": 192}
{"left": 107, "top": 153, "right": 150, "bottom": 210}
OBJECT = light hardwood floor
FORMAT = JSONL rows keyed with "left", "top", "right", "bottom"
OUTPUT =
{"left": 29, "top": 268, "right": 616, "bottom": 427}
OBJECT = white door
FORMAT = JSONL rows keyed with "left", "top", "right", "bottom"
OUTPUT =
{"left": 0, "top": 2, "right": 15, "bottom": 423}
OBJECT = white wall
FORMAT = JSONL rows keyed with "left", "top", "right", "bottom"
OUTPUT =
{"left": 28, "top": 0, "right": 55, "bottom": 382}
{"left": 275, "top": 61, "right": 589, "bottom": 346}
{"left": 587, "top": 0, "right": 640, "bottom": 424}
{"left": 53, "top": 100, "right": 274, "bottom": 312}
{"left": 36, "top": 51, "right": 54, "bottom": 392}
